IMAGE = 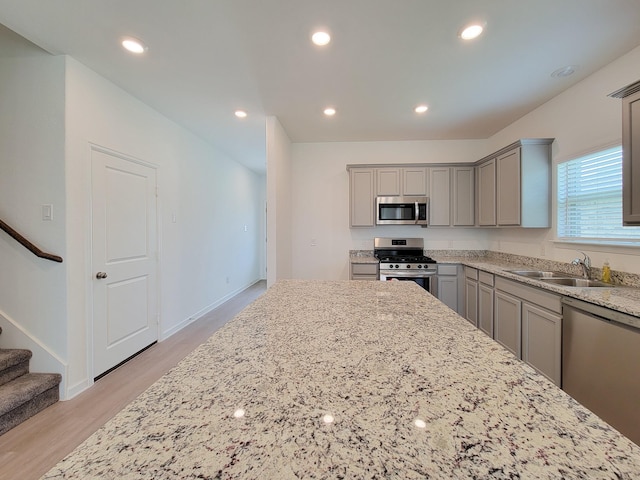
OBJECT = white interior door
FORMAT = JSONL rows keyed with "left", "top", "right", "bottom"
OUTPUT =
{"left": 91, "top": 147, "right": 158, "bottom": 378}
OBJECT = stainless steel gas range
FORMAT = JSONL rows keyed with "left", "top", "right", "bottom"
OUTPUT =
{"left": 374, "top": 237, "right": 437, "bottom": 293}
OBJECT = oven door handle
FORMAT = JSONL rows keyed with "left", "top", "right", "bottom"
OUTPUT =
{"left": 380, "top": 270, "right": 436, "bottom": 278}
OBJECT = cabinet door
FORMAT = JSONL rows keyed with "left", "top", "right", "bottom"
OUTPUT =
{"left": 437, "top": 275, "right": 459, "bottom": 312}
{"left": 477, "top": 159, "right": 496, "bottom": 226}
{"left": 494, "top": 290, "right": 522, "bottom": 358}
{"left": 496, "top": 148, "right": 521, "bottom": 226}
{"left": 522, "top": 303, "right": 561, "bottom": 386}
{"left": 478, "top": 283, "right": 494, "bottom": 338}
{"left": 623, "top": 90, "right": 640, "bottom": 224}
{"left": 464, "top": 278, "right": 478, "bottom": 327}
{"left": 376, "top": 168, "right": 401, "bottom": 196}
{"left": 453, "top": 166, "right": 475, "bottom": 226}
{"left": 403, "top": 167, "right": 428, "bottom": 196}
{"left": 350, "top": 168, "right": 375, "bottom": 227}
{"left": 429, "top": 167, "right": 451, "bottom": 226}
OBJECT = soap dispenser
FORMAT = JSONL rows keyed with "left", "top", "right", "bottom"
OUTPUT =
{"left": 602, "top": 260, "right": 612, "bottom": 283}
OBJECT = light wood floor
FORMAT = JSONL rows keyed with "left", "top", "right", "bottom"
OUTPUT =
{"left": 0, "top": 280, "right": 266, "bottom": 480}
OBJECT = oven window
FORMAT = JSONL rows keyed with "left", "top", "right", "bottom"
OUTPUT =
{"left": 379, "top": 204, "right": 415, "bottom": 221}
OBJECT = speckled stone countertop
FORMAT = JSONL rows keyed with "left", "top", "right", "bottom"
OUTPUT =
{"left": 350, "top": 250, "right": 640, "bottom": 319}
{"left": 44, "top": 280, "right": 640, "bottom": 479}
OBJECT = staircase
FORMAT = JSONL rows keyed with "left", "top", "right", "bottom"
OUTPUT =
{"left": 0, "top": 328, "right": 62, "bottom": 435}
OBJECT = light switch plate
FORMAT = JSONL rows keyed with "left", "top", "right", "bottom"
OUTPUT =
{"left": 42, "top": 204, "right": 53, "bottom": 221}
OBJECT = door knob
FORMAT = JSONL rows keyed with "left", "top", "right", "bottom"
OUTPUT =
{"left": 96, "top": 272, "right": 108, "bottom": 279}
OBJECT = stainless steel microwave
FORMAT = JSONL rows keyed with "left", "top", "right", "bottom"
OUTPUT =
{"left": 376, "top": 196, "right": 429, "bottom": 225}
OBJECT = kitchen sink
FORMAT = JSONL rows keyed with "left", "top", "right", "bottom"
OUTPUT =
{"left": 538, "top": 278, "right": 613, "bottom": 288}
{"left": 506, "top": 270, "right": 569, "bottom": 278}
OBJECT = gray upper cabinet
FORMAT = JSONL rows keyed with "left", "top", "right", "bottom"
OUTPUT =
{"left": 376, "top": 167, "right": 428, "bottom": 196}
{"left": 452, "top": 166, "right": 475, "bottom": 226}
{"left": 496, "top": 147, "right": 521, "bottom": 226}
{"left": 403, "top": 167, "right": 429, "bottom": 196}
{"left": 477, "top": 159, "right": 496, "bottom": 226}
{"left": 610, "top": 81, "right": 640, "bottom": 225}
{"left": 476, "top": 139, "right": 553, "bottom": 228}
{"left": 429, "top": 166, "right": 474, "bottom": 227}
{"left": 428, "top": 167, "right": 451, "bottom": 226}
{"left": 348, "top": 167, "right": 375, "bottom": 227}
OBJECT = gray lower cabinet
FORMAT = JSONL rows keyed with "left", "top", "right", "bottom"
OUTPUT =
{"left": 350, "top": 262, "right": 378, "bottom": 280}
{"left": 522, "top": 303, "right": 562, "bottom": 385}
{"left": 494, "top": 277, "right": 562, "bottom": 386}
{"left": 436, "top": 264, "right": 461, "bottom": 313}
{"left": 494, "top": 290, "right": 522, "bottom": 357}
{"left": 478, "top": 271, "right": 494, "bottom": 338}
{"left": 464, "top": 267, "right": 478, "bottom": 326}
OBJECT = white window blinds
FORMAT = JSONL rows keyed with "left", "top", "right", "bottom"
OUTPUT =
{"left": 557, "top": 146, "right": 640, "bottom": 241}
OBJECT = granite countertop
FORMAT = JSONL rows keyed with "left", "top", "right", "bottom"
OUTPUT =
{"left": 349, "top": 251, "right": 640, "bottom": 318}
{"left": 45, "top": 280, "right": 640, "bottom": 479}
{"left": 436, "top": 256, "right": 640, "bottom": 319}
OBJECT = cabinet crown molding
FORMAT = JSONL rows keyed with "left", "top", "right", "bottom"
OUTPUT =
{"left": 346, "top": 138, "right": 555, "bottom": 171}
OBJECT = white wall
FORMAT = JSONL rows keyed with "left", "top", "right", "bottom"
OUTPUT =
{"left": 266, "top": 116, "right": 293, "bottom": 286}
{"left": 290, "top": 140, "right": 489, "bottom": 280}
{"left": 0, "top": 53, "right": 68, "bottom": 383}
{"left": 483, "top": 44, "right": 640, "bottom": 274}
{"left": 63, "top": 56, "right": 265, "bottom": 396}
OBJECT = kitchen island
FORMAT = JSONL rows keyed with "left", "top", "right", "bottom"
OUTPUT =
{"left": 45, "top": 280, "right": 640, "bottom": 479}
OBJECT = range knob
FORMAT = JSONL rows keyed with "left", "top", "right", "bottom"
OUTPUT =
{"left": 395, "top": 264, "right": 399, "bottom": 269}
{"left": 406, "top": 264, "right": 411, "bottom": 268}
{"left": 418, "top": 264, "right": 423, "bottom": 269}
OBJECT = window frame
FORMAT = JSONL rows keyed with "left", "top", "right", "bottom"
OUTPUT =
{"left": 555, "top": 144, "right": 640, "bottom": 248}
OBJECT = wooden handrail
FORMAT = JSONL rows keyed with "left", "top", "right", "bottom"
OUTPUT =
{"left": 0, "top": 218, "right": 63, "bottom": 263}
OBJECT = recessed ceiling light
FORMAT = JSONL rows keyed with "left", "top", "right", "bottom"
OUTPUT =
{"left": 323, "top": 107, "right": 336, "bottom": 116}
{"left": 414, "top": 105, "right": 429, "bottom": 114}
{"left": 312, "top": 31, "right": 331, "bottom": 46}
{"left": 121, "top": 37, "right": 148, "bottom": 54}
{"left": 235, "top": 110, "right": 248, "bottom": 118}
{"left": 459, "top": 24, "right": 484, "bottom": 40}
{"left": 551, "top": 65, "right": 578, "bottom": 78}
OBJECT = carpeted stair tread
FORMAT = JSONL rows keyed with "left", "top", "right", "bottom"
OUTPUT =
{"left": 0, "top": 372, "right": 61, "bottom": 417}
{"left": 0, "top": 349, "right": 32, "bottom": 370}
{"left": 0, "top": 349, "right": 32, "bottom": 388}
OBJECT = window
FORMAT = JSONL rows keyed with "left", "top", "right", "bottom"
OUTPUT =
{"left": 557, "top": 146, "right": 640, "bottom": 243}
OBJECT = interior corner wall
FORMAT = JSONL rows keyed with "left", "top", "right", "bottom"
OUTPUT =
{"left": 482, "top": 43, "right": 640, "bottom": 274}
{"left": 266, "top": 116, "right": 293, "bottom": 287}
{"left": 0, "top": 54, "right": 67, "bottom": 381}
{"left": 64, "top": 56, "right": 264, "bottom": 397}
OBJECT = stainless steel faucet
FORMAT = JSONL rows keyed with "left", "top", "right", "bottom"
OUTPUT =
{"left": 571, "top": 251, "right": 591, "bottom": 278}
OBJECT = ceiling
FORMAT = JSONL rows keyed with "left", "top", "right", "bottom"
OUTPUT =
{"left": 1, "top": 0, "right": 640, "bottom": 174}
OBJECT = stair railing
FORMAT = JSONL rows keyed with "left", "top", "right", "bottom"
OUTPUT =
{"left": 0, "top": 218, "right": 63, "bottom": 263}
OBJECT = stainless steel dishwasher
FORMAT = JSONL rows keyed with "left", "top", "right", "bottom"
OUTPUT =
{"left": 562, "top": 296, "right": 640, "bottom": 446}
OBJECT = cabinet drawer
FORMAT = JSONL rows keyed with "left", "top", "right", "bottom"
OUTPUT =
{"left": 438, "top": 264, "right": 458, "bottom": 276}
{"left": 351, "top": 263, "right": 378, "bottom": 276}
{"left": 479, "top": 271, "right": 494, "bottom": 286}
{"left": 465, "top": 266, "right": 478, "bottom": 280}
{"left": 495, "top": 277, "right": 561, "bottom": 314}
